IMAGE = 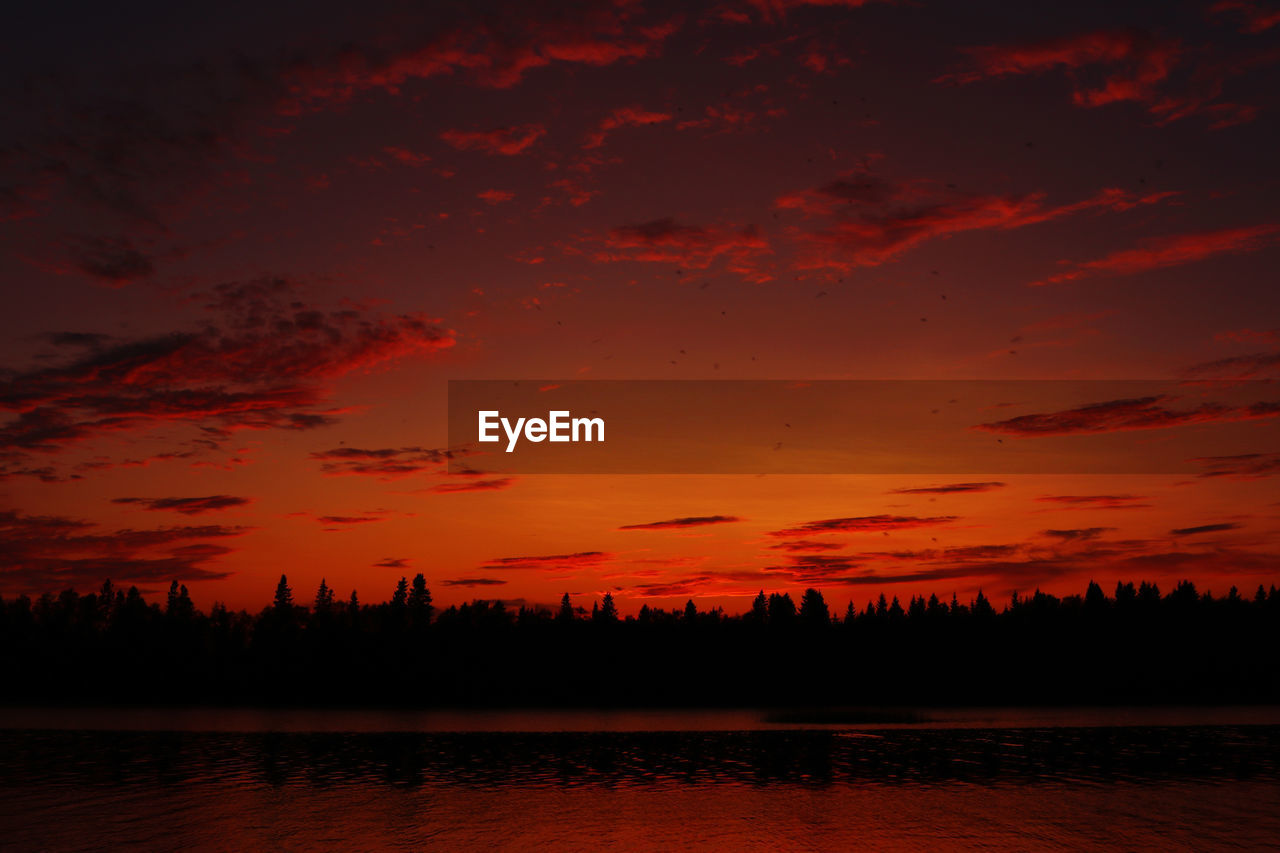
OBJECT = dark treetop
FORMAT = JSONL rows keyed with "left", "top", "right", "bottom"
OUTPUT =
{"left": 2, "top": 576, "right": 1278, "bottom": 707}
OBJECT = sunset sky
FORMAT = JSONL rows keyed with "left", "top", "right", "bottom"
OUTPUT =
{"left": 2, "top": 0, "right": 1279, "bottom": 614}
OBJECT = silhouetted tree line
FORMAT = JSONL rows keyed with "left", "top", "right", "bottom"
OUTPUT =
{"left": 2, "top": 576, "right": 1278, "bottom": 706}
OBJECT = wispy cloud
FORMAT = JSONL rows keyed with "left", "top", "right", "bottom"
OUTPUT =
{"left": 976, "top": 395, "right": 1279, "bottom": 436}
{"left": 620, "top": 515, "right": 741, "bottom": 530}
{"left": 770, "top": 515, "right": 957, "bottom": 537}
{"left": 111, "top": 495, "right": 250, "bottom": 515}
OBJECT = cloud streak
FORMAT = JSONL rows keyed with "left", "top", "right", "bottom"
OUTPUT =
{"left": 770, "top": 515, "right": 957, "bottom": 537}
{"left": 778, "top": 176, "right": 1172, "bottom": 269}
{"left": 440, "top": 124, "right": 546, "bottom": 156}
{"left": 0, "top": 509, "right": 246, "bottom": 592}
{"left": 311, "top": 446, "right": 454, "bottom": 478}
{"left": 596, "top": 217, "right": 771, "bottom": 281}
{"left": 620, "top": 515, "right": 742, "bottom": 530}
{"left": 482, "top": 551, "right": 613, "bottom": 571}
{"left": 1033, "top": 224, "right": 1280, "bottom": 285}
{"left": 111, "top": 495, "right": 250, "bottom": 515}
{"left": 890, "top": 482, "right": 1005, "bottom": 494}
{"left": 976, "top": 395, "right": 1280, "bottom": 437}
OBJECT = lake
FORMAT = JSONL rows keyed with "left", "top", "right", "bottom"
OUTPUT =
{"left": 1, "top": 707, "right": 1278, "bottom": 850}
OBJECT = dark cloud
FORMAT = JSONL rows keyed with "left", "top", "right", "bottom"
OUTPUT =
{"left": 1115, "top": 547, "right": 1279, "bottom": 575}
{"left": 766, "top": 554, "right": 861, "bottom": 581}
{"left": 431, "top": 477, "right": 516, "bottom": 493}
{"left": 1042, "top": 527, "right": 1115, "bottom": 541}
{"left": 42, "top": 332, "right": 115, "bottom": 349}
{"left": 0, "top": 278, "right": 453, "bottom": 475}
{"left": 483, "top": 551, "right": 612, "bottom": 571}
{"left": 316, "top": 515, "right": 389, "bottom": 528}
{"left": 311, "top": 446, "right": 454, "bottom": 478}
{"left": 767, "top": 539, "right": 846, "bottom": 552}
{"left": 1191, "top": 452, "right": 1280, "bottom": 479}
{"left": 628, "top": 577, "right": 717, "bottom": 598}
{"left": 770, "top": 515, "right": 957, "bottom": 537}
{"left": 0, "top": 509, "right": 244, "bottom": 593}
{"left": 801, "top": 566, "right": 1005, "bottom": 586}
{"left": 1036, "top": 494, "right": 1151, "bottom": 509}
{"left": 1171, "top": 523, "right": 1241, "bottom": 535}
{"left": 374, "top": 557, "right": 410, "bottom": 569}
{"left": 849, "top": 544, "right": 1023, "bottom": 563}
{"left": 890, "top": 482, "right": 1005, "bottom": 494}
{"left": 976, "top": 395, "right": 1280, "bottom": 436}
{"left": 70, "top": 236, "right": 155, "bottom": 285}
{"left": 1183, "top": 350, "right": 1280, "bottom": 380}
{"left": 443, "top": 578, "right": 509, "bottom": 587}
{"left": 619, "top": 515, "right": 741, "bottom": 530}
{"left": 1211, "top": 1, "right": 1280, "bottom": 33}
{"left": 112, "top": 495, "right": 250, "bottom": 515}
{"left": 739, "top": 0, "right": 891, "bottom": 23}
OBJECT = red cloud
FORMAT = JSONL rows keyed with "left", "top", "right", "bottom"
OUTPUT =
{"left": 939, "top": 27, "right": 1270, "bottom": 127}
{"left": 584, "top": 106, "right": 672, "bottom": 149}
{"left": 619, "top": 515, "right": 741, "bottom": 530}
{"left": 477, "top": 189, "right": 515, "bottom": 204}
{"left": 441, "top": 124, "right": 546, "bottom": 156}
{"left": 597, "top": 217, "right": 771, "bottom": 281}
{"left": 382, "top": 146, "right": 431, "bottom": 166}
{"left": 675, "top": 102, "right": 775, "bottom": 134}
{"left": 277, "top": 5, "right": 680, "bottom": 109}
{"left": 770, "top": 515, "right": 957, "bottom": 537}
{"left": 779, "top": 177, "right": 1172, "bottom": 269}
{"left": 111, "top": 495, "right": 251, "bottom": 515}
{"left": 1033, "top": 223, "right": 1280, "bottom": 285}
{"left": 1211, "top": 0, "right": 1280, "bottom": 33}
{"left": 942, "top": 30, "right": 1178, "bottom": 106}
{"left": 976, "top": 395, "right": 1280, "bottom": 436}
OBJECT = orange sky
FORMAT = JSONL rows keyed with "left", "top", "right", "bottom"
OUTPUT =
{"left": 2, "top": 0, "right": 1279, "bottom": 612}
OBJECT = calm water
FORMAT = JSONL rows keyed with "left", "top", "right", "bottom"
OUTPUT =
{"left": 1, "top": 707, "right": 1279, "bottom": 851}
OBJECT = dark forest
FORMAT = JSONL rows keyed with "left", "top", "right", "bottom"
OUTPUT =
{"left": 3, "top": 576, "right": 1278, "bottom": 707}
